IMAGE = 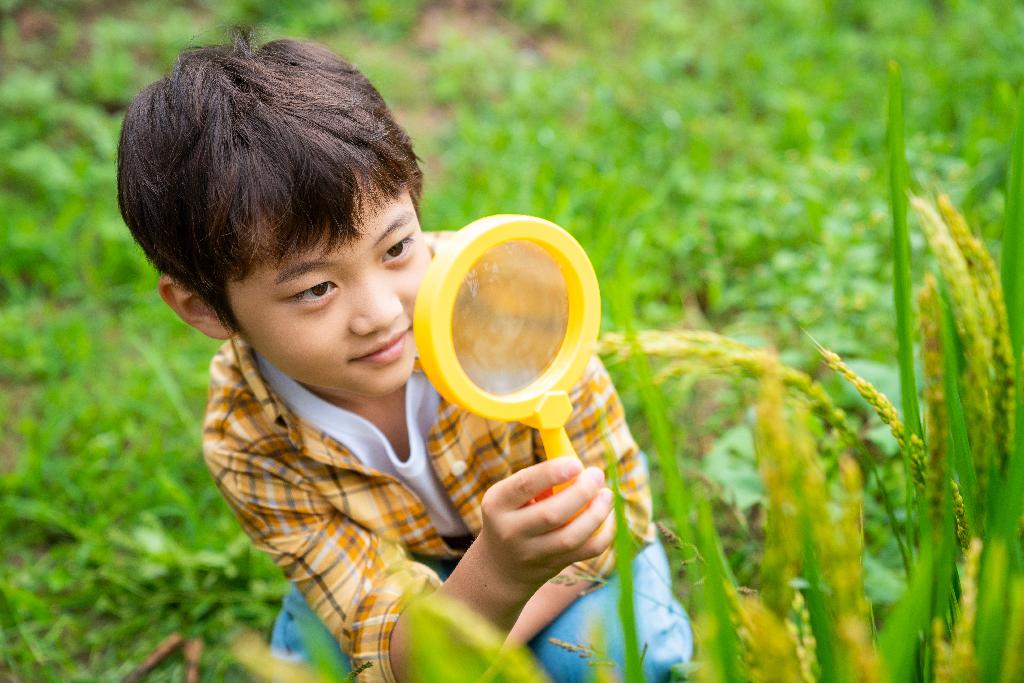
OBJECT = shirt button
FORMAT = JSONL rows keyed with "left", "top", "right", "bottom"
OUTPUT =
{"left": 450, "top": 460, "right": 468, "bottom": 477}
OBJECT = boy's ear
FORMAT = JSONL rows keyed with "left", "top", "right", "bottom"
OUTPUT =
{"left": 158, "top": 275, "right": 233, "bottom": 340}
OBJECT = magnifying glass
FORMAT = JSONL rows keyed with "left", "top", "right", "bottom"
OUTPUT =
{"left": 414, "top": 215, "right": 601, "bottom": 479}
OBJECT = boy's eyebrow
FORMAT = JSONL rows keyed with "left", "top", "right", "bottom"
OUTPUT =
{"left": 274, "top": 258, "right": 333, "bottom": 286}
{"left": 373, "top": 211, "right": 414, "bottom": 247}
{"left": 274, "top": 211, "right": 415, "bottom": 286}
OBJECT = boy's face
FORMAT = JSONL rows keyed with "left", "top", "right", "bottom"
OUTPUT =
{"left": 226, "top": 192, "right": 430, "bottom": 409}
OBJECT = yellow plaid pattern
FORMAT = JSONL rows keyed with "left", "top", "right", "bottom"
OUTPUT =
{"left": 201, "top": 235, "right": 654, "bottom": 683}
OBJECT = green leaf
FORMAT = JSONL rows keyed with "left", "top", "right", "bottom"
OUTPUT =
{"left": 888, "top": 62, "right": 923, "bottom": 547}
{"left": 938, "top": 289, "right": 978, "bottom": 531}
{"left": 694, "top": 497, "right": 744, "bottom": 683}
{"left": 879, "top": 541, "right": 933, "bottom": 681}
{"left": 798, "top": 517, "right": 839, "bottom": 681}
{"left": 408, "top": 592, "right": 549, "bottom": 683}
{"left": 1001, "top": 87, "right": 1024, "bottom": 357}
{"left": 605, "top": 271, "right": 696, "bottom": 575}
{"left": 606, "top": 439, "right": 644, "bottom": 683}
{"left": 703, "top": 425, "right": 764, "bottom": 513}
{"left": 991, "top": 88, "right": 1024, "bottom": 573}
{"left": 976, "top": 540, "right": 1010, "bottom": 683}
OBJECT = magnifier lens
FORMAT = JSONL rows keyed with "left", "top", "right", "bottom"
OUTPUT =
{"left": 452, "top": 240, "right": 569, "bottom": 395}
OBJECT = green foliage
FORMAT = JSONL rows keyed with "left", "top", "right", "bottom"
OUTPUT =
{"left": 5, "top": 0, "right": 1024, "bottom": 680}
{"left": 407, "top": 593, "right": 549, "bottom": 683}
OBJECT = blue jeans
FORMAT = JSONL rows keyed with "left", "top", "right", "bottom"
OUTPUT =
{"left": 270, "top": 539, "right": 693, "bottom": 682}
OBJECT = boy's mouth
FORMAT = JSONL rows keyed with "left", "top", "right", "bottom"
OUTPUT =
{"left": 352, "top": 329, "right": 408, "bottom": 365}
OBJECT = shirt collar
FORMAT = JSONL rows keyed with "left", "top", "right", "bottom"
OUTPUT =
{"left": 228, "top": 335, "right": 436, "bottom": 473}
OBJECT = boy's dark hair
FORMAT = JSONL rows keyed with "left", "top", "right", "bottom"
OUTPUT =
{"left": 117, "top": 35, "right": 423, "bottom": 329}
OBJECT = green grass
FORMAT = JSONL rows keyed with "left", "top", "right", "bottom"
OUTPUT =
{"left": 3, "top": 0, "right": 1024, "bottom": 679}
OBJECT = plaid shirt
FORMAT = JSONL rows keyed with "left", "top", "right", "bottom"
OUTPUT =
{"left": 202, "top": 241, "right": 654, "bottom": 683}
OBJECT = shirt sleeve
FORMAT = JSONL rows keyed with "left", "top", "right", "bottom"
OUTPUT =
{"left": 204, "top": 416, "right": 440, "bottom": 683}
{"left": 536, "top": 355, "right": 656, "bottom": 580}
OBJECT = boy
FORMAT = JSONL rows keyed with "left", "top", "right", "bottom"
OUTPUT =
{"left": 117, "top": 35, "right": 692, "bottom": 682}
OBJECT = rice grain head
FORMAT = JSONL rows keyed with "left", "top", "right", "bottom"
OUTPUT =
{"left": 819, "top": 347, "right": 927, "bottom": 489}
{"left": 790, "top": 591, "right": 819, "bottom": 683}
{"left": 937, "top": 193, "right": 1015, "bottom": 469}
{"left": 753, "top": 360, "right": 802, "bottom": 618}
{"left": 599, "top": 330, "right": 863, "bottom": 463}
{"left": 932, "top": 617, "right": 954, "bottom": 683}
{"left": 833, "top": 457, "right": 883, "bottom": 683}
{"left": 918, "top": 274, "right": 950, "bottom": 538}
{"left": 738, "top": 596, "right": 805, "bottom": 683}
{"left": 951, "top": 481, "right": 969, "bottom": 550}
{"left": 949, "top": 538, "right": 982, "bottom": 682}
{"left": 911, "top": 195, "right": 994, "bottom": 504}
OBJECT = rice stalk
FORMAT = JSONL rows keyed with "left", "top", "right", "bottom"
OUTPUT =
{"left": 1002, "top": 87, "right": 1024, "bottom": 361}
{"left": 721, "top": 582, "right": 756, "bottom": 679}
{"left": 792, "top": 402, "right": 845, "bottom": 680}
{"left": 937, "top": 194, "right": 1016, "bottom": 468}
{"left": 820, "top": 344, "right": 978, "bottom": 555}
{"left": 948, "top": 539, "right": 982, "bottom": 682}
{"left": 737, "top": 597, "right": 804, "bottom": 682}
{"left": 753, "top": 359, "right": 802, "bottom": 618}
{"left": 998, "top": 579, "right": 1024, "bottom": 681}
{"left": 911, "top": 195, "right": 994, "bottom": 505}
{"left": 603, "top": 424, "right": 643, "bottom": 683}
{"left": 755, "top": 367, "right": 877, "bottom": 682}
{"left": 951, "top": 482, "right": 969, "bottom": 550}
{"left": 817, "top": 347, "right": 927, "bottom": 490}
{"left": 888, "top": 59, "right": 924, "bottom": 447}
{"left": 599, "top": 329, "right": 913, "bottom": 572}
{"left": 599, "top": 331, "right": 862, "bottom": 456}
{"left": 833, "top": 457, "right": 883, "bottom": 683}
{"left": 788, "top": 592, "right": 819, "bottom": 683}
{"left": 919, "top": 275, "right": 950, "bottom": 538}
{"left": 694, "top": 497, "right": 746, "bottom": 683}
{"left": 931, "top": 618, "right": 953, "bottom": 683}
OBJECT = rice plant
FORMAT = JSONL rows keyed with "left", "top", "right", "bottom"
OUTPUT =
{"left": 593, "top": 72, "right": 1024, "bottom": 681}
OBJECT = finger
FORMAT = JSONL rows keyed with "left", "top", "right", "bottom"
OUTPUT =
{"left": 575, "top": 508, "right": 616, "bottom": 561}
{"left": 533, "top": 486, "right": 614, "bottom": 559}
{"left": 514, "top": 467, "right": 606, "bottom": 535}
{"left": 491, "top": 456, "right": 584, "bottom": 510}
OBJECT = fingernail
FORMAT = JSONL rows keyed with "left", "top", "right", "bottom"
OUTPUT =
{"left": 587, "top": 467, "right": 605, "bottom": 487}
{"left": 599, "top": 488, "right": 613, "bottom": 505}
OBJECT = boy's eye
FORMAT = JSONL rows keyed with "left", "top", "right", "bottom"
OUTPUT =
{"left": 293, "top": 281, "right": 335, "bottom": 302}
{"left": 385, "top": 237, "right": 414, "bottom": 261}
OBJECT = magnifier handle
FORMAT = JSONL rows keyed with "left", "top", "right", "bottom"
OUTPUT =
{"left": 539, "top": 427, "right": 582, "bottom": 495}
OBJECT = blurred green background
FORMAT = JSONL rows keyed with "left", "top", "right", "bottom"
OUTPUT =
{"left": 2, "top": 0, "right": 1023, "bottom": 679}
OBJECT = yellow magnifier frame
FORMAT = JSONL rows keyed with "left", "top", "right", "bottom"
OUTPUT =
{"left": 414, "top": 215, "right": 600, "bottom": 466}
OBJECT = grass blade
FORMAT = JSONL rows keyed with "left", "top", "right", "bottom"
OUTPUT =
{"left": 798, "top": 525, "right": 839, "bottom": 681}
{"left": 888, "top": 62, "right": 923, "bottom": 548}
{"left": 975, "top": 540, "right": 1010, "bottom": 682}
{"left": 605, "top": 265, "right": 697, "bottom": 572}
{"left": 605, "top": 438, "right": 643, "bottom": 683}
{"left": 1001, "top": 87, "right": 1024, "bottom": 356}
{"left": 991, "top": 88, "right": 1024, "bottom": 571}
{"left": 997, "top": 578, "right": 1024, "bottom": 680}
{"left": 695, "top": 496, "right": 744, "bottom": 682}
{"left": 888, "top": 62, "right": 922, "bottom": 440}
{"left": 938, "top": 288, "right": 978, "bottom": 530}
{"left": 879, "top": 541, "right": 933, "bottom": 681}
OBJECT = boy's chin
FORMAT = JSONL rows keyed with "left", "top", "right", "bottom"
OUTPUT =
{"left": 336, "top": 360, "right": 416, "bottom": 399}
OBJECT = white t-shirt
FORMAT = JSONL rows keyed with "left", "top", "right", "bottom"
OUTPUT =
{"left": 256, "top": 354, "right": 471, "bottom": 538}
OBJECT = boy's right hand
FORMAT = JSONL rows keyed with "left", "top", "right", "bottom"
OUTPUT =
{"left": 475, "top": 457, "right": 615, "bottom": 594}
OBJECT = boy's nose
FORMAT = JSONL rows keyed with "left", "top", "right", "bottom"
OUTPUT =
{"left": 349, "top": 287, "right": 404, "bottom": 337}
